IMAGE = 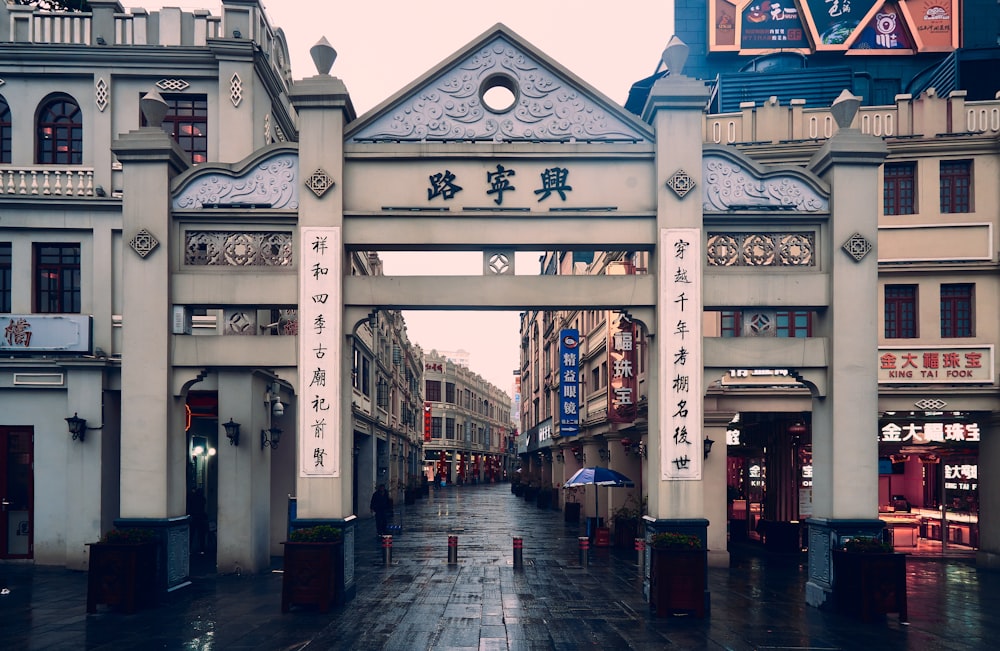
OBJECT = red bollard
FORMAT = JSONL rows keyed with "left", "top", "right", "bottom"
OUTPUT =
{"left": 513, "top": 536, "right": 523, "bottom": 569}
{"left": 635, "top": 537, "right": 646, "bottom": 574}
{"left": 381, "top": 534, "right": 393, "bottom": 566}
{"left": 448, "top": 535, "right": 458, "bottom": 564}
{"left": 578, "top": 536, "right": 590, "bottom": 567}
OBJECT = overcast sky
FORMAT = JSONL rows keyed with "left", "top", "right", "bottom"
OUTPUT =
{"left": 141, "top": 0, "right": 674, "bottom": 393}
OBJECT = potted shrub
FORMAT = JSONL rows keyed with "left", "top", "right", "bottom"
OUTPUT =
{"left": 564, "top": 486, "right": 582, "bottom": 523}
{"left": 649, "top": 532, "right": 707, "bottom": 618}
{"left": 281, "top": 525, "right": 343, "bottom": 613}
{"left": 833, "top": 536, "right": 907, "bottom": 622}
{"left": 612, "top": 495, "right": 643, "bottom": 549}
{"left": 86, "top": 527, "right": 159, "bottom": 614}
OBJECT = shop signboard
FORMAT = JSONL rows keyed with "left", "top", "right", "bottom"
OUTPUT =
{"left": 847, "top": 1, "right": 915, "bottom": 53}
{"left": 607, "top": 312, "right": 637, "bottom": 423}
{"left": 879, "top": 419, "right": 980, "bottom": 444}
{"left": 878, "top": 345, "right": 993, "bottom": 384}
{"left": 0, "top": 314, "right": 92, "bottom": 353}
{"left": 558, "top": 329, "right": 579, "bottom": 436}
{"left": 898, "top": 0, "right": 960, "bottom": 51}
{"left": 738, "top": 0, "right": 811, "bottom": 52}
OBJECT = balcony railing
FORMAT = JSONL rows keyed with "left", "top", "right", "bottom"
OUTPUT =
{"left": 0, "top": 166, "right": 96, "bottom": 197}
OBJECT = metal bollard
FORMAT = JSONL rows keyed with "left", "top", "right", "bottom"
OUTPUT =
{"left": 635, "top": 537, "right": 646, "bottom": 575}
{"left": 578, "top": 536, "right": 590, "bottom": 567}
{"left": 512, "top": 536, "right": 523, "bottom": 569}
{"left": 448, "top": 534, "right": 458, "bottom": 564}
{"left": 381, "top": 534, "right": 393, "bottom": 566}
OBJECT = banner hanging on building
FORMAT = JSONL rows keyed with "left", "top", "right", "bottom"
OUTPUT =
{"left": 559, "top": 329, "right": 580, "bottom": 436}
{"left": 607, "top": 312, "right": 637, "bottom": 423}
{"left": 299, "top": 227, "right": 341, "bottom": 477}
{"left": 662, "top": 228, "right": 703, "bottom": 480}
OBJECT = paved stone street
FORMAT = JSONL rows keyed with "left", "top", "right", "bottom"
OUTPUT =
{"left": 3, "top": 482, "right": 998, "bottom": 650}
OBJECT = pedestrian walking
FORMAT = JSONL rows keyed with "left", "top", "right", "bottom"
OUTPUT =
{"left": 370, "top": 484, "right": 392, "bottom": 537}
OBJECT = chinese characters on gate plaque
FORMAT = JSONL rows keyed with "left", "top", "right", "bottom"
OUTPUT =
{"left": 299, "top": 227, "right": 340, "bottom": 477}
{"left": 663, "top": 229, "right": 703, "bottom": 480}
{"left": 427, "top": 164, "right": 573, "bottom": 206}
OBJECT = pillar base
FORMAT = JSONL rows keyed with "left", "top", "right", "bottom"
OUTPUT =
{"left": 804, "top": 517, "right": 884, "bottom": 609}
{"left": 290, "top": 515, "right": 358, "bottom": 605}
{"left": 114, "top": 516, "right": 191, "bottom": 594}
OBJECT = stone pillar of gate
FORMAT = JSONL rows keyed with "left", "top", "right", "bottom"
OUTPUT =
{"left": 641, "top": 37, "right": 712, "bottom": 530}
{"left": 703, "top": 409, "right": 735, "bottom": 567}
{"left": 111, "top": 91, "right": 191, "bottom": 592}
{"left": 803, "top": 91, "right": 888, "bottom": 608}
{"left": 977, "top": 414, "right": 1000, "bottom": 569}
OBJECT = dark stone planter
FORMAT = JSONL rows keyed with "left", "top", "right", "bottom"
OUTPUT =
{"left": 281, "top": 540, "right": 343, "bottom": 613}
{"left": 86, "top": 541, "right": 158, "bottom": 614}
{"left": 650, "top": 547, "right": 707, "bottom": 618}
{"left": 833, "top": 550, "right": 908, "bottom": 622}
{"left": 564, "top": 502, "right": 581, "bottom": 523}
{"left": 613, "top": 517, "right": 639, "bottom": 549}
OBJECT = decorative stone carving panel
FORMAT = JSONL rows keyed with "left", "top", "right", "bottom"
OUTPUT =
{"left": 352, "top": 36, "right": 649, "bottom": 143}
{"left": 707, "top": 232, "right": 814, "bottom": 266}
{"left": 172, "top": 153, "right": 298, "bottom": 209}
{"left": 223, "top": 309, "right": 257, "bottom": 335}
{"left": 95, "top": 78, "right": 109, "bottom": 112}
{"left": 184, "top": 231, "right": 293, "bottom": 266}
{"left": 703, "top": 155, "right": 828, "bottom": 212}
{"left": 157, "top": 79, "right": 190, "bottom": 92}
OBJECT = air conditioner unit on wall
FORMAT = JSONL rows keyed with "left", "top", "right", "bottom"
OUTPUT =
{"left": 172, "top": 306, "right": 192, "bottom": 335}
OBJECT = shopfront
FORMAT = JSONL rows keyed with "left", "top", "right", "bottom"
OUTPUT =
{"left": 877, "top": 413, "right": 980, "bottom": 552}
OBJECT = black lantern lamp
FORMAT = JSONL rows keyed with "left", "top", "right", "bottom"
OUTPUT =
{"left": 222, "top": 418, "right": 241, "bottom": 446}
{"left": 261, "top": 427, "right": 282, "bottom": 450}
{"left": 703, "top": 436, "right": 715, "bottom": 458}
{"left": 66, "top": 412, "right": 87, "bottom": 442}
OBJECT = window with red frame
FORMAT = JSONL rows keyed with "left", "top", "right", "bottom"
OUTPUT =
{"left": 883, "top": 161, "right": 915, "bottom": 215}
{"left": 142, "top": 94, "right": 208, "bottom": 164}
{"left": 36, "top": 96, "right": 82, "bottom": 165}
{"left": 884, "top": 285, "right": 917, "bottom": 338}
{"left": 34, "top": 244, "right": 81, "bottom": 313}
{"left": 720, "top": 311, "right": 811, "bottom": 337}
{"left": 940, "top": 283, "right": 973, "bottom": 338}
{"left": 940, "top": 160, "right": 971, "bottom": 213}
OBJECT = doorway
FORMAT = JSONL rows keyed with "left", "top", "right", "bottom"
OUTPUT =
{"left": 0, "top": 427, "right": 33, "bottom": 559}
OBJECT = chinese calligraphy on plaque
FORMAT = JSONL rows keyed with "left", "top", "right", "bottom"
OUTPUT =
{"left": 662, "top": 229, "right": 702, "bottom": 480}
{"left": 299, "top": 227, "right": 341, "bottom": 477}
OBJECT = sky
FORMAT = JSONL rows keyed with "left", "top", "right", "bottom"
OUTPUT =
{"left": 140, "top": 0, "right": 675, "bottom": 393}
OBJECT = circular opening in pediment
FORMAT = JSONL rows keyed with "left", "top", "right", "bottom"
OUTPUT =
{"left": 479, "top": 74, "right": 519, "bottom": 114}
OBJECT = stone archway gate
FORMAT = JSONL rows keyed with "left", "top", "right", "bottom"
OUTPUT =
{"left": 286, "top": 25, "right": 887, "bottom": 610}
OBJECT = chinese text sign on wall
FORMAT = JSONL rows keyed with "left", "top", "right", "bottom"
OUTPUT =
{"left": 559, "top": 329, "right": 580, "bottom": 436}
{"left": 663, "top": 229, "right": 703, "bottom": 480}
{"left": 607, "top": 312, "right": 637, "bottom": 423}
{"left": 299, "top": 227, "right": 341, "bottom": 477}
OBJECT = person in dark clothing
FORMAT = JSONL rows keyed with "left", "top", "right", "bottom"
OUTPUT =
{"left": 370, "top": 484, "right": 393, "bottom": 536}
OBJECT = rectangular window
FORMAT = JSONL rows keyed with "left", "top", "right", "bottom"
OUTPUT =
{"left": 445, "top": 382, "right": 455, "bottom": 404}
{"left": 885, "top": 285, "right": 917, "bottom": 338}
{"left": 940, "top": 284, "right": 973, "bottom": 338}
{"left": 352, "top": 347, "right": 361, "bottom": 391}
{"left": 445, "top": 417, "right": 455, "bottom": 440}
{"left": 145, "top": 95, "right": 209, "bottom": 164}
{"left": 361, "top": 357, "right": 370, "bottom": 396}
{"left": 721, "top": 311, "right": 741, "bottom": 337}
{"left": 940, "top": 160, "right": 971, "bottom": 213}
{"left": 34, "top": 244, "right": 80, "bottom": 313}
{"left": 884, "top": 162, "right": 915, "bottom": 215}
{"left": 776, "top": 311, "right": 811, "bottom": 337}
{"left": 0, "top": 243, "right": 10, "bottom": 312}
{"left": 431, "top": 417, "right": 442, "bottom": 439}
{"left": 425, "top": 379, "right": 441, "bottom": 402}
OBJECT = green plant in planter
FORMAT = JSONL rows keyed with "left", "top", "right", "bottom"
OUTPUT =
{"left": 842, "top": 536, "right": 893, "bottom": 553}
{"left": 100, "top": 528, "right": 157, "bottom": 544}
{"left": 651, "top": 532, "right": 703, "bottom": 550}
{"left": 289, "top": 525, "right": 342, "bottom": 543}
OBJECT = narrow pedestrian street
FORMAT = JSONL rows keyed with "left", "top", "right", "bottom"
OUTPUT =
{"left": 4, "top": 482, "right": 998, "bottom": 650}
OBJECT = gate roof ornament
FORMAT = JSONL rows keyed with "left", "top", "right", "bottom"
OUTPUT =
{"left": 348, "top": 24, "right": 653, "bottom": 144}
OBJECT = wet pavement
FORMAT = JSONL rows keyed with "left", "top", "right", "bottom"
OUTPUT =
{"left": 3, "top": 482, "right": 999, "bottom": 650}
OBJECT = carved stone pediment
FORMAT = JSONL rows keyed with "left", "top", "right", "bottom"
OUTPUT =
{"left": 349, "top": 25, "right": 651, "bottom": 144}
{"left": 172, "top": 151, "right": 299, "bottom": 210}
{"left": 702, "top": 152, "right": 829, "bottom": 213}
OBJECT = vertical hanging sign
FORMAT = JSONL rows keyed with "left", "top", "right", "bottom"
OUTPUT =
{"left": 608, "top": 312, "right": 637, "bottom": 423}
{"left": 662, "top": 229, "right": 703, "bottom": 480}
{"left": 559, "top": 329, "right": 580, "bottom": 436}
{"left": 299, "top": 227, "right": 341, "bottom": 477}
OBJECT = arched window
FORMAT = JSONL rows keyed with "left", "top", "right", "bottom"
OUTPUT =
{"left": 0, "top": 96, "right": 11, "bottom": 164}
{"left": 36, "top": 95, "right": 82, "bottom": 165}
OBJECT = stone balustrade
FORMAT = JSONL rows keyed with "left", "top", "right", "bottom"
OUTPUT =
{"left": 0, "top": 166, "right": 96, "bottom": 198}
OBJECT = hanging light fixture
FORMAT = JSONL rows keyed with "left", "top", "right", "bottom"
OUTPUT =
{"left": 222, "top": 418, "right": 241, "bottom": 446}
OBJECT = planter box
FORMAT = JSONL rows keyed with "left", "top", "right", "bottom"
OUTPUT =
{"left": 86, "top": 542, "right": 157, "bottom": 614}
{"left": 650, "top": 547, "right": 707, "bottom": 618}
{"left": 281, "top": 540, "right": 342, "bottom": 613}
{"left": 833, "top": 550, "right": 908, "bottom": 622}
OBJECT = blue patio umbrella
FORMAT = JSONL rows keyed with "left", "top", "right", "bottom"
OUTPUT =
{"left": 564, "top": 467, "right": 635, "bottom": 524}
